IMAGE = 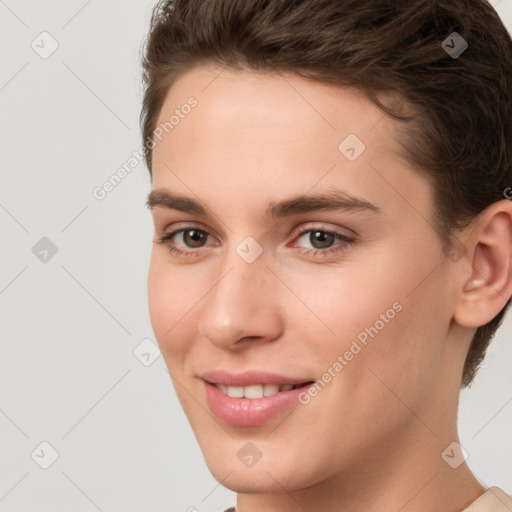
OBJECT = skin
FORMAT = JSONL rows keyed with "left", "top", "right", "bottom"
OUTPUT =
{"left": 146, "top": 65, "right": 512, "bottom": 512}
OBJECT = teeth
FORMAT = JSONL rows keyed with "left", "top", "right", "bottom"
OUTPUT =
{"left": 214, "top": 383, "right": 300, "bottom": 398}
{"left": 263, "top": 384, "right": 280, "bottom": 396}
{"left": 227, "top": 386, "right": 244, "bottom": 398}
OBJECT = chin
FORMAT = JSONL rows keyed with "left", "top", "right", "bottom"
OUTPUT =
{"left": 214, "top": 470, "right": 293, "bottom": 494}
{"left": 205, "top": 455, "right": 318, "bottom": 494}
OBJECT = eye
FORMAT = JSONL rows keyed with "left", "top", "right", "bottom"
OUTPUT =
{"left": 155, "top": 225, "right": 355, "bottom": 259}
{"left": 175, "top": 228, "right": 209, "bottom": 248}
{"left": 155, "top": 227, "right": 214, "bottom": 256}
{"left": 299, "top": 230, "right": 336, "bottom": 249}
{"left": 290, "top": 227, "right": 355, "bottom": 257}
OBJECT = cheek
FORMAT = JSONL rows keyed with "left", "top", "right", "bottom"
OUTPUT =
{"left": 147, "top": 255, "right": 201, "bottom": 361}
{"left": 285, "top": 247, "right": 448, "bottom": 378}
{"left": 281, "top": 262, "right": 405, "bottom": 353}
{"left": 334, "top": 261, "right": 451, "bottom": 412}
{"left": 286, "top": 262, "right": 449, "bottom": 446}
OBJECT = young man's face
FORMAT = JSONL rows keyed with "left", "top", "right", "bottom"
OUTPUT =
{"left": 147, "top": 66, "right": 468, "bottom": 493}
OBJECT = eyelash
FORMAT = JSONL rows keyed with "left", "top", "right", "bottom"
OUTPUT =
{"left": 155, "top": 225, "right": 355, "bottom": 259}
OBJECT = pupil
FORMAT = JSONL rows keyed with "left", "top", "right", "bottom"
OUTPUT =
{"left": 184, "top": 230, "right": 205, "bottom": 247}
{"left": 311, "top": 230, "right": 334, "bottom": 249}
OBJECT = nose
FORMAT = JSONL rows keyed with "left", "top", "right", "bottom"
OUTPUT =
{"left": 198, "top": 248, "right": 284, "bottom": 350}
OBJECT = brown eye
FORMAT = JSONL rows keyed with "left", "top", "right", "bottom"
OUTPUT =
{"left": 309, "top": 230, "right": 335, "bottom": 249}
{"left": 155, "top": 226, "right": 216, "bottom": 257}
{"left": 291, "top": 227, "right": 355, "bottom": 258}
{"left": 182, "top": 229, "right": 208, "bottom": 248}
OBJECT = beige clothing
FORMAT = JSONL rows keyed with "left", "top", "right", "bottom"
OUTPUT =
{"left": 223, "top": 486, "right": 512, "bottom": 512}
{"left": 462, "top": 487, "right": 512, "bottom": 511}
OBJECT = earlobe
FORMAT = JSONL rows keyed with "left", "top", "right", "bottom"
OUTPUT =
{"left": 453, "top": 200, "right": 512, "bottom": 329}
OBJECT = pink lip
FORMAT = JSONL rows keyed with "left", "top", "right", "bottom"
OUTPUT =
{"left": 200, "top": 369, "right": 313, "bottom": 387}
{"left": 202, "top": 379, "right": 316, "bottom": 427}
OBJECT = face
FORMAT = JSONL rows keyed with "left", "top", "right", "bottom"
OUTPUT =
{"left": 147, "top": 65, "right": 461, "bottom": 493}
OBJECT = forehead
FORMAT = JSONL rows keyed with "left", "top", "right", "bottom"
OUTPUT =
{"left": 149, "top": 65, "right": 432, "bottom": 226}
{"left": 154, "top": 65, "right": 396, "bottom": 152}
{"left": 153, "top": 67, "right": 399, "bottom": 172}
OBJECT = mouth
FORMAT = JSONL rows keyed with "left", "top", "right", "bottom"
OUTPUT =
{"left": 202, "top": 379, "right": 317, "bottom": 426}
{"left": 206, "top": 381, "right": 315, "bottom": 399}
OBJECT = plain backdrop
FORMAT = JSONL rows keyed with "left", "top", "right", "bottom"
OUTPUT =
{"left": 1, "top": 1, "right": 511, "bottom": 511}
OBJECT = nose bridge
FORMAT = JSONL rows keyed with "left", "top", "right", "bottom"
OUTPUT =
{"left": 198, "top": 241, "right": 281, "bottom": 346}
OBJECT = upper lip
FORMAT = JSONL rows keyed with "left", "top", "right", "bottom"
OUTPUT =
{"left": 200, "top": 370, "right": 314, "bottom": 387}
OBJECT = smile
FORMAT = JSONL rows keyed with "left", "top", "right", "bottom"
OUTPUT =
{"left": 212, "top": 382, "right": 313, "bottom": 399}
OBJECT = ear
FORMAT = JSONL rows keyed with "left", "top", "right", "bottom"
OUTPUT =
{"left": 453, "top": 199, "right": 512, "bottom": 328}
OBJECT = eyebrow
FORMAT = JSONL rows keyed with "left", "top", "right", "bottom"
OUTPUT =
{"left": 146, "top": 188, "right": 381, "bottom": 218}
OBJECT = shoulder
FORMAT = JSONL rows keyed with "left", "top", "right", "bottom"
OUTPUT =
{"left": 462, "top": 486, "right": 512, "bottom": 511}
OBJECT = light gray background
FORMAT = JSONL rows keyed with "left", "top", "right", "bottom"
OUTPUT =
{"left": 1, "top": 1, "right": 511, "bottom": 511}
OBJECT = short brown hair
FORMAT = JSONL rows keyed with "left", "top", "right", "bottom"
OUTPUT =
{"left": 139, "top": 0, "right": 512, "bottom": 388}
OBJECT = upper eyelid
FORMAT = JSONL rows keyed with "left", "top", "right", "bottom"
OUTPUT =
{"left": 162, "top": 222, "right": 219, "bottom": 241}
{"left": 164, "top": 224, "right": 353, "bottom": 248}
{"left": 289, "top": 223, "right": 355, "bottom": 239}
{"left": 155, "top": 210, "right": 358, "bottom": 237}
{"left": 165, "top": 223, "right": 350, "bottom": 237}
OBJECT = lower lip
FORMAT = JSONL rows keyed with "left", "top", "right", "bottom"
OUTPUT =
{"left": 203, "top": 380, "right": 314, "bottom": 426}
